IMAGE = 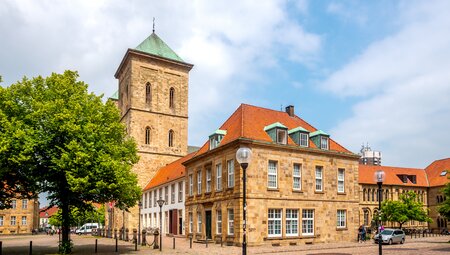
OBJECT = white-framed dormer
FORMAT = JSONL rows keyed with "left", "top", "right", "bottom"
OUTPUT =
{"left": 288, "top": 126, "right": 309, "bottom": 147}
{"left": 209, "top": 129, "right": 227, "bottom": 150}
{"left": 264, "top": 122, "right": 288, "bottom": 145}
{"left": 310, "top": 130, "right": 330, "bottom": 150}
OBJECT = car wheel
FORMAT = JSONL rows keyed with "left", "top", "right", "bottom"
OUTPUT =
{"left": 388, "top": 239, "right": 393, "bottom": 245}
{"left": 400, "top": 238, "right": 405, "bottom": 244}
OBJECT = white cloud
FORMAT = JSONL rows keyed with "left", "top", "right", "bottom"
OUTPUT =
{"left": 326, "top": 1, "right": 368, "bottom": 26}
{"left": 0, "top": 0, "right": 321, "bottom": 146}
{"left": 323, "top": 0, "right": 450, "bottom": 167}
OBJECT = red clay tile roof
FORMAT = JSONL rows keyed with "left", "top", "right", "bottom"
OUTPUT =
{"left": 192, "top": 104, "right": 351, "bottom": 157}
{"left": 425, "top": 158, "right": 450, "bottom": 187}
{"left": 39, "top": 206, "right": 59, "bottom": 218}
{"left": 359, "top": 164, "right": 429, "bottom": 187}
{"left": 143, "top": 152, "right": 196, "bottom": 190}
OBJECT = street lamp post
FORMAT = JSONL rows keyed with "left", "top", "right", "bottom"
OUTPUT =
{"left": 138, "top": 201, "right": 142, "bottom": 245}
{"left": 374, "top": 170, "right": 385, "bottom": 255}
{"left": 236, "top": 147, "right": 252, "bottom": 255}
{"left": 157, "top": 199, "right": 165, "bottom": 252}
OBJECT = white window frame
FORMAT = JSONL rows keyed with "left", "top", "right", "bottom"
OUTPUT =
{"left": 315, "top": 166, "right": 323, "bottom": 192}
{"left": 171, "top": 184, "right": 175, "bottom": 204}
{"left": 216, "top": 210, "right": 222, "bottom": 234}
{"left": 338, "top": 168, "right": 345, "bottom": 193}
{"left": 21, "top": 216, "right": 27, "bottom": 225}
{"left": 293, "top": 164, "right": 302, "bottom": 190}
{"left": 189, "top": 174, "right": 193, "bottom": 196}
{"left": 197, "top": 170, "right": 202, "bottom": 195}
{"left": 165, "top": 186, "right": 169, "bottom": 205}
{"left": 149, "top": 191, "right": 152, "bottom": 208}
{"left": 228, "top": 209, "right": 234, "bottom": 235}
{"left": 189, "top": 212, "right": 193, "bottom": 233}
{"left": 154, "top": 190, "right": 157, "bottom": 207}
{"left": 11, "top": 200, "right": 16, "bottom": 209}
{"left": 286, "top": 209, "right": 299, "bottom": 236}
{"left": 268, "top": 209, "right": 282, "bottom": 237}
{"left": 227, "top": 160, "right": 234, "bottom": 188}
{"left": 11, "top": 216, "right": 16, "bottom": 226}
{"left": 0, "top": 216, "right": 3, "bottom": 226}
{"left": 302, "top": 209, "right": 314, "bottom": 236}
{"left": 320, "top": 136, "right": 329, "bottom": 150}
{"left": 178, "top": 182, "right": 183, "bottom": 202}
{"left": 216, "top": 163, "right": 222, "bottom": 191}
{"left": 22, "top": 199, "right": 28, "bottom": 209}
{"left": 268, "top": 161, "right": 278, "bottom": 189}
{"left": 300, "top": 133, "right": 308, "bottom": 147}
{"left": 197, "top": 211, "right": 202, "bottom": 233}
{"left": 337, "top": 210, "right": 346, "bottom": 228}
{"left": 206, "top": 168, "right": 212, "bottom": 193}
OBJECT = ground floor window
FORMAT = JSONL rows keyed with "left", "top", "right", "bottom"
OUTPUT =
{"left": 197, "top": 212, "right": 202, "bottom": 233}
{"left": 268, "top": 209, "right": 282, "bottom": 237}
{"left": 21, "top": 216, "right": 27, "bottom": 225}
{"left": 228, "top": 209, "right": 234, "bottom": 235}
{"left": 302, "top": 209, "right": 314, "bottom": 236}
{"left": 286, "top": 209, "right": 298, "bottom": 236}
{"left": 337, "top": 210, "right": 346, "bottom": 228}
{"left": 216, "top": 210, "right": 222, "bottom": 234}
{"left": 189, "top": 212, "right": 193, "bottom": 234}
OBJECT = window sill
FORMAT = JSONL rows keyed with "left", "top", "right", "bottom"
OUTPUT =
{"left": 314, "top": 191, "right": 324, "bottom": 194}
{"left": 264, "top": 235, "right": 316, "bottom": 241}
{"left": 292, "top": 190, "right": 303, "bottom": 193}
{"left": 267, "top": 188, "right": 279, "bottom": 191}
{"left": 337, "top": 192, "right": 346, "bottom": 195}
{"left": 265, "top": 236, "right": 283, "bottom": 240}
{"left": 336, "top": 227, "right": 348, "bottom": 231}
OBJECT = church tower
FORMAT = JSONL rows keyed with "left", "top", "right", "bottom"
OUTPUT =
{"left": 113, "top": 31, "right": 193, "bottom": 229}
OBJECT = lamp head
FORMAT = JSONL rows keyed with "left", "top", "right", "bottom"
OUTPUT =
{"left": 157, "top": 199, "right": 165, "bottom": 208}
{"left": 374, "top": 170, "right": 386, "bottom": 183}
{"left": 236, "top": 147, "right": 252, "bottom": 164}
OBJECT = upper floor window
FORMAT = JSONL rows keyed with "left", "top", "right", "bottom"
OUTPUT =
{"left": 227, "top": 160, "right": 235, "bottom": 188}
{"left": 189, "top": 174, "right": 193, "bottom": 196}
{"left": 293, "top": 164, "right": 302, "bottom": 190}
{"left": 288, "top": 126, "right": 309, "bottom": 147}
{"left": 164, "top": 186, "right": 169, "bottom": 205}
{"left": 168, "top": 130, "right": 174, "bottom": 147}
{"left": 320, "top": 136, "right": 329, "bottom": 150}
{"left": 216, "top": 163, "right": 222, "bottom": 191}
{"left": 268, "top": 161, "right": 278, "bottom": 189}
{"left": 337, "top": 169, "right": 345, "bottom": 193}
{"left": 178, "top": 181, "right": 183, "bottom": 202}
{"left": 171, "top": 184, "right": 175, "bottom": 204}
{"left": 169, "top": 87, "right": 175, "bottom": 108}
{"left": 11, "top": 200, "right": 16, "bottom": 209}
{"left": 315, "top": 166, "right": 323, "bottom": 192}
{"left": 197, "top": 170, "right": 202, "bottom": 195}
{"left": 22, "top": 199, "right": 28, "bottom": 209}
{"left": 310, "top": 130, "right": 330, "bottom": 150}
{"left": 209, "top": 130, "right": 226, "bottom": 150}
{"left": 145, "top": 127, "right": 151, "bottom": 145}
{"left": 145, "top": 83, "right": 151, "bottom": 105}
{"left": 0, "top": 216, "right": 3, "bottom": 226}
{"left": 11, "top": 216, "right": 16, "bottom": 226}
{"left": 206, "top": 168, "right": 212, "bottom": 193}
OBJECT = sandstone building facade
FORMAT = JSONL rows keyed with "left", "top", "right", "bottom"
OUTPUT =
{"left": 0, "top": 198, "right": 39, "bottom": 234}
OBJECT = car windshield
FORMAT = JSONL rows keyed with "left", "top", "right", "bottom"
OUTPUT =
{"left": 381, "top": 230, "right": 393, "bottom": 235}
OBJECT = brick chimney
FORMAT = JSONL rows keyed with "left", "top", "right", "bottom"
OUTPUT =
{"left": 285, "top": 105, "right": 295, "bottom": 117}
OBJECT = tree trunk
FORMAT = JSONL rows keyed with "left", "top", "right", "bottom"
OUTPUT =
{"left": 399, "top": 222, "right": 403, "bottom": 229}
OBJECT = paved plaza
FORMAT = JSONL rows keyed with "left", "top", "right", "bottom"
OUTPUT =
{"left": 1, "top": 234, "right": 449, "bottom": 254}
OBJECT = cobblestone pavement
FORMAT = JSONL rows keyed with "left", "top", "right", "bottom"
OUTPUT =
{"left": 1, "top": 234, "right": 449, "bottom": 254}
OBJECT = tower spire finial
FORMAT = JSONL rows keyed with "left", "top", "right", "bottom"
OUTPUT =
{"left": 153, "top": 17, "right": 155, "bottom": 33}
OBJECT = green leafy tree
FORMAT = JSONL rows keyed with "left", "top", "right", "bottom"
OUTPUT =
{"left": 438, "top": 183, "right": 450, "bottom": 220}
{"left": 381, "top": 191, "right": 431, "bottom": 229}
{"left": 0, "top": 71, "right": 140, "bottom": 253}
{"left": 49, "top": 204, "right": 105, "bottom": 227}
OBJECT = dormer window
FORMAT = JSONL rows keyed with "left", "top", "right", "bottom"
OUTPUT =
{"left": 310, "top": 130, "right": 330, "bottom": 150}
{"left": 441, "top": 170, "right": 448, "bottom": 176}
{"left": 209, "top": 129, "right": 226, "bottom": 150}
{"left": 288, "top": 126, "right": 309, "bottom": 147}
{"left": 264, "top": 122, "right": 288, "bottom": 145}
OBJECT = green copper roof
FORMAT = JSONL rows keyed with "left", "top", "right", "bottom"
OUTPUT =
{"left": 135, "top": 33, "right": 184, "bottom": 62}
{"left": 209, "top": 129, "right": 227, "bottom": 138}
{"left": 109, "top": 90, "right": 119, "bottom": 100}
{"left": 310, "top": 130, "right": 329, "bottom": 137}
{"left": 264, "top": 122, "right": 287, "bottom": 131}
{"left": 288, "top": 126, "right": 309, "bottom": 134}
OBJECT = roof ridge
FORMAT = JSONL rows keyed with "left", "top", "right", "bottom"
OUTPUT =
{"left": 360, "top": 164, "right": 425, "bottom": 171}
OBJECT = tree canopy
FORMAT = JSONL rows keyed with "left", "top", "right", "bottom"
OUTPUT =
{"left": 48, "top": 204, "right": 105, "bottom": 228}
{"left": 438, "top": 182, "right": 450, "bottom": 220}
{"left": 0, "top": 71, "right": 140, "bottom": 252}
{"left": 381, "top": 191, "right": 431, "bottom": 229}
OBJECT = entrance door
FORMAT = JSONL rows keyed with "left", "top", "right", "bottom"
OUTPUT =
{"left": 171, "top": 210, "right": 178, "bottom": 235}
{"left": 178, "top": 209, "right": 183, "bottom": 234}
{"left": 205, "top": 210, "right": 212, "bottom": 239}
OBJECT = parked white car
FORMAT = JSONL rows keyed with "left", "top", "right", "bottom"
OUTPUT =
{"left": 374, "top": 229, "right": 405, "bottom": 244}
{"left": 76, "top": 223, "right": 99, "bottom": 235}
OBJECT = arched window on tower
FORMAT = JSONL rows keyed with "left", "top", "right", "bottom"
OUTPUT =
{"left": 168, "top": 130, "right": 174, "bottom": 147}
{"left": 145, "top": 127, "right": 151, "bottom": 145}
{"left": 146, "top": 83, "right": 151, "bottom": 105}
{"left": 169, "top": 87, "right": 175, "bottom": 109}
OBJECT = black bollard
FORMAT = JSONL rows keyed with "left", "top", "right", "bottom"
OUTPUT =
{"left": 115, "top": 238, "right": 118, "bottom": 252}
{"left": 95, "top": 239, "right": 97, "bottom": 253}
{"left": 173, "top": 237, "right": 175, "bottom": 249}
{"left": 135, "top": 240, "right": 137, "bottom": 251}
{"left": 190, "top": 237, "right": 192, "bottom": 248}
{"left": 0, "top": 240, "right": 2, "bottom": 255}
{"left": 29, "top": 241, "right": 32, "bottom": 255}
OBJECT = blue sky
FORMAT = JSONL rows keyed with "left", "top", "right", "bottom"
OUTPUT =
{"left": 1, "top": 0, "right": 449, "bottom": 174}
